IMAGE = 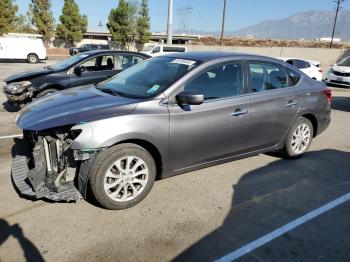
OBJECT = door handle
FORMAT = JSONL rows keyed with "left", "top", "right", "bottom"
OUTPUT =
{"left": 285, "top": 101, "right": 298, "bottom": 107}
{"left": 107, "top": 74, "right": 114, "bottom": 77}
{"left": 229, "top": 109, "right": 248, "bottom": 117}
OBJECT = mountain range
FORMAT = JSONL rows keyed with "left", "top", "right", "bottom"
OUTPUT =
{"left": 185, "top": 11, "right": 350, "bottom": 40}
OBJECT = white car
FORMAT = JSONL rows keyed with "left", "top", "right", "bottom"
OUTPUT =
{"left": 141, "top": 44, "right": 187, "bottom": 57}
{"left": 324, "top": 56, "right": 350, "bottom": 87}
{"left": 0, "top": 34, "right": 47, "bottom": 63}
{"left": 279, "top": 58, "right": 323, "bottom": 81}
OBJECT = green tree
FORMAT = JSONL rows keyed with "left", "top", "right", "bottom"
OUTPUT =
{"left": 29, "top": 0, "right": 55, "bottom": 43}
{"left": 0, "top": 0, "right": 18, "bottom": 35}
{"left": 107, "top": 0, "right": 133, "bottom": 49}
{"left": 13, "top": 14, "right": 36, "bottom": 33}
{"left": 136, "top": 0, "right": 151, "bottom": 50}
{"left": 56, "top": 0, "right": 88, "bottom": 46}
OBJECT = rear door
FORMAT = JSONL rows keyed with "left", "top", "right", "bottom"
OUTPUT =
{"left": 169, "top": 61, "right": 251, "bottom": 170}
{"left": 246, "top": 61, "right": 300, "bottom": 151}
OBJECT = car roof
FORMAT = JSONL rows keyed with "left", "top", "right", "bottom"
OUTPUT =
{"left": 82, "top": 50, "right": 150, "bottom": 57}
{"left": 160, "top": 51, "right": 281, "bottom": 63}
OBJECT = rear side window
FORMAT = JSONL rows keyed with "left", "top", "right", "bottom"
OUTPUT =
{"left": 293, "top": 59, "right": 309, "bottom": 69}
{"left": 184, "top": 62, "right": 243, "bottom": 100}
{"left": 286, "top": 68, "right": 301, "bottom": 86}
{"left": 248, "top": 62, "right": 288, "bottom": 92}
{"left": 115, "top": 54, "right": 145, "bottom": 70}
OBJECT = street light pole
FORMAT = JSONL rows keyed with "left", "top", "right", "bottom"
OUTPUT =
{"left": 167, "top": 0, "right": 173, "bottom": 45}
{"left": 330, "top": 0, "right": 344, "bottom": 48}
{"left": 220, "top": 0, "right": 227, "bottom": 46}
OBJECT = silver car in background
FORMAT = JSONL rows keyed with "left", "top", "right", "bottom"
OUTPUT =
{"left": 325, "top": 56, "right": 350, "bottom": 87}
{"left": 12, "top": 52, "right": 331, "bottom": 210}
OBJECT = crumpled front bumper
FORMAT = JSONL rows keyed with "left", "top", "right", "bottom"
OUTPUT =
{"left": 11, "top": 138, "right": 82, "bottom": 202}
{"left": 12, "top": 154, "right": 81, "bottom": 201}
{"left": 3, "top": 87, "right": 33, "bottom": 104}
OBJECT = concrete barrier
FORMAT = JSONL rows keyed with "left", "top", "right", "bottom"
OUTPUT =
{"left": 185, "top": 44, "right": 346, "bottom": 69}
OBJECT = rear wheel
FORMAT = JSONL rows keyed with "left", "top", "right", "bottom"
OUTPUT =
{"left": 89, "top": 144, "right": 156, "bottom": 210}
{"left": 27, "top": 53, "right": 39, "bottom": 64}
{"left": 279, "top": 117, "right": 314, "bottom": 158}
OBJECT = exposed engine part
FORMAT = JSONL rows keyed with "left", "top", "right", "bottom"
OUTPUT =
{"left": 11, "top": 129, "right": 86, "bottom": 202}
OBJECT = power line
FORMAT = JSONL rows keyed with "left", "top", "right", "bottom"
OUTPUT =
{"left": 176, "top": 5, "right": 193, "bottom": 34}
{"left": 330, "top": 0, "right": 345, "bottom": 48}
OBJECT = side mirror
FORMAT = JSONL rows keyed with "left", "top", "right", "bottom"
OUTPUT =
{"left": 73, "top": 65, "right": 83, "bottom": 76}
{"left": 176, "top": 90, "right": 204, "bottom": 105}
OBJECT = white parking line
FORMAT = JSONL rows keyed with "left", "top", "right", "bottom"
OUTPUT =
{"left": 215, "top": 192, "right": 350, "bottom": 262}
{"left": 0, "top": 134, "right": 23, "bottom": 139}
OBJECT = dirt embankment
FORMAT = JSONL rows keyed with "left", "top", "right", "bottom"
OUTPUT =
{"left": 193, "top": 37, "right": 350, "bottom": 49}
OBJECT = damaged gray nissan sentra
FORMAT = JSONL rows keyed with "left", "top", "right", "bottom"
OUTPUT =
{"left": 12, "top": 52, "right": 331, "bottom": 210}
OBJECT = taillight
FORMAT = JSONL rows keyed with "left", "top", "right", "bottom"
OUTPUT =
{"left": 323, "top": 88, "right": 332, "bottom": 103}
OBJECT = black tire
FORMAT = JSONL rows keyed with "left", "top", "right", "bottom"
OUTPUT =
{"left": 89, "top": 143, "right": 156, "bottom": 210}
{"left": 27, "top": 53, "right": 39, "bottom": 64}
{"left": 279, "top": 117, "right": 314, "bottom": 158}
{"left": 36, "top": 88, "right": 58, "bottom": 98}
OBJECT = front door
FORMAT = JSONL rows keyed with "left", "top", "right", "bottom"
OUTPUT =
{"left": 69, "top": 54, "right": 119, "bottom": 88}
{"left": 169, "top": 61, "right": 251, "bottom": 171}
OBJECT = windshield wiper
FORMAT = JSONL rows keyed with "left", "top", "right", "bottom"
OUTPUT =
{"left": 98, "top": 87, "right": 125, "bottom": 97}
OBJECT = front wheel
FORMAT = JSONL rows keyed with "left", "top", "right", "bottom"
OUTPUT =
{"left": 279, "top": 117, "right": 314, "bottom": 158}
{"left": 27, "top": 53, "right": 39, "bottom": 64}
{"left": 89, "top": 144, "right": 156, "bottom": 210}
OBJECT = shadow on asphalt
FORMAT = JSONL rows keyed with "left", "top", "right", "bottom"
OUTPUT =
{"left": 174, "top": 149, "right": 350, "bottom": 262}
{"left": 2, "top": 101, "right": 20, "bottom": 113}
{"left": 332, "top": 96, "right": 350, "bottom": 112}
{"left": 0, "top": 59, "right": 46, "bottom": 64}
{"left": 0, "top": 219, "right": 45, "bottom": 261}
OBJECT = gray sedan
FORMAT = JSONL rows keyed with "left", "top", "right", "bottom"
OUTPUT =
{"left": 12, "top": 52, "right": 331, "bottom": 209}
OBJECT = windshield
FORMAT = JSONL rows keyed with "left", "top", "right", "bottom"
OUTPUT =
{"left": 142, "top": 45, "right": 155, "bottom": 52}
{"left": 97, "top": 57, "right": 200, "bottom": 98}
{"left": 338, "top": 56, "right": 350, "bottom": 67}
{"left": 50, "top": 54, "right": 89, "bottom": 70}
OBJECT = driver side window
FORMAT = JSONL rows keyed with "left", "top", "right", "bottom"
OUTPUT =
{"left": 184, "top": 62, "right": 243, "bottom": 100}
{"left": 80, "top": 57, "right": 97, "bottom": 71}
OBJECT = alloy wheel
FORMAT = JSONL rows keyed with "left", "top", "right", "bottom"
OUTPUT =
{"left": 291, "top": 123, "right": 311, "bottom": 154}
{"left": 103, "top": 156, "right": 149, "bottom": 202}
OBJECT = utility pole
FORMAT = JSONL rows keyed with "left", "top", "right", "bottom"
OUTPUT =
{"left": 167, "top": 0, "right": 173, "bottom": 45}
{"left": 330, "top": 0, "right": 344, "bottom": 48}
{"left": 220, "top": 0, "right": 227, "bottom": 46}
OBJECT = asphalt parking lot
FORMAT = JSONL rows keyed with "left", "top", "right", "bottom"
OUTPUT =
{"left": 0, "top": 60, "right": 349, "bottom": 262}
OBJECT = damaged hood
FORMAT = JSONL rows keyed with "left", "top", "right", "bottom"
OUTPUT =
{"left": 17, "top": 85, "right": 141, "bottom": 131}
{"left": 5, "top": 67, "right": 54, "bottom": 83}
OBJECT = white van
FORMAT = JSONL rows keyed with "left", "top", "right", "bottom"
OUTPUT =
{"left": 141, "top": 44, "right": 187, "bottom": 57}
{"left": 0, "top": 34, "right": 47, "bottom": 63}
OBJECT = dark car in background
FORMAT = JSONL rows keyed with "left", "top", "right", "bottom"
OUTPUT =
{"left": 3, "top": 50, "right": 150, "bottom": 108}
{"left": 69, "top": 44, "right": 110, "bottom": 55}
{"left": 11, "top": 52, "right": 331, "bottom": 210}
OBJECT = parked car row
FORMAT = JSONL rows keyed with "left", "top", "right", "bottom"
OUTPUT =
{"left": 8, "top": 51, "right": 331, "bottom": 210}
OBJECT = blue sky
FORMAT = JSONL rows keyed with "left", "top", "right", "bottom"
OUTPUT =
{"left": 15, "top": 0, "right": 350, "bottom": 32}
